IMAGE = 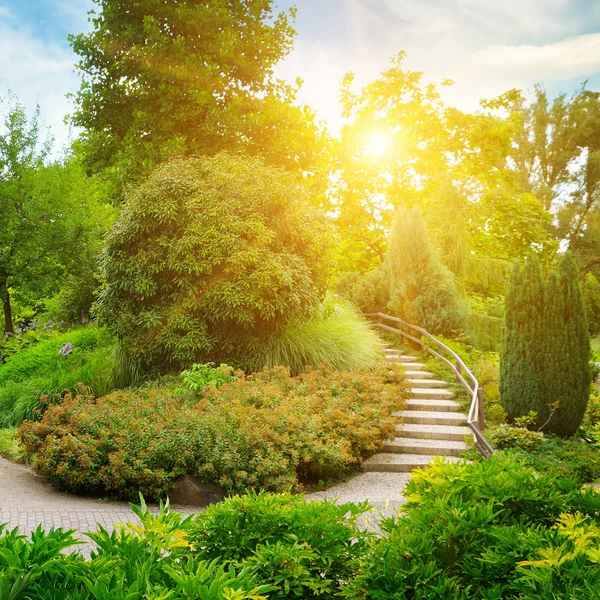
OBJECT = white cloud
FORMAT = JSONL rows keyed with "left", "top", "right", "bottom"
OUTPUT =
{"left": 0, "top": 6, "right": 13, "bottom": 18}
{"left": 0, "top": 20, "right": 79, "bottom": 152}
{"left": 474, "top": 33, "right": 600, "bottom": 80}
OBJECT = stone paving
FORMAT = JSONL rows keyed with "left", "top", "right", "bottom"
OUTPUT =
{"left": 0, "top": 457, "right": 200, "bottom": 554}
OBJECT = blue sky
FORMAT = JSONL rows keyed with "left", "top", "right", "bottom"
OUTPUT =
{"left": 1, "top": 0, "right": 600, "bottom": 146}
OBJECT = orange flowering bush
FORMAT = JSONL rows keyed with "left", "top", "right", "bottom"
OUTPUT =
{"left": 19, "top": 363, "right": 405, "bottom": 500}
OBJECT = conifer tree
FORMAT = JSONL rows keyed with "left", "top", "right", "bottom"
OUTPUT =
{"left": 500, "top": 253, "right": 591, "bottom": 436}
{"left": 547, "top": 253, "right": 591, "bottom": 436}
{"left": 500, "top": 257, "right": 547, "bottom": 422}
{"left": 387, "top": 205, "right": 467, "bottom": 336}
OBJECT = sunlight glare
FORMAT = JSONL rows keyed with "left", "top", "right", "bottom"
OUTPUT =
{"left": 365, "top": 133, "right": 392, "bottom": 158}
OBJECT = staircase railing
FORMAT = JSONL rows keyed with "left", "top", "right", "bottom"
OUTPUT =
{"left": 365, "top": 312, "right": 495, "bottom": 457}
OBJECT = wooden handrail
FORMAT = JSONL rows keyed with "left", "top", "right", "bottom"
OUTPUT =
{"left": 365, "top": 312, "right": 494, "bottom": 457}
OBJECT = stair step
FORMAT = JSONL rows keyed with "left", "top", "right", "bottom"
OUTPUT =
{"left": 386, "top": 355, "right": 419, "bottom": 363}
{"left": 395, "top": 410, "right": 467, "bottom": 425}
{"left": 406, "top": 399, "right": 462, "bottom": 412}
{"left": 385, "top": 349, "right": 403, "bottom": 356}
{"left": 410, "top": 388, "right": 455, "bottom": 400}
{"left": 398, "top": 362, "right": 426, "bottom": 370}
{"left": 407, "top": 379, "right": 448, "bottom": 389}
{"left": 363, "top": 453, "right": 463, "bottom": 472}
{"left": 398, "top": 423, "right": 471, "bottom": 441}
{"left": 404, "top": 370, "right": 435, "bottom": 380}
{"left": 383, "top": 437, "right": 467, "bottom": 456}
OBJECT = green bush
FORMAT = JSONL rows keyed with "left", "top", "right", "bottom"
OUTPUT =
{"left": 248, "top": 296, "right": 382, "bottom": 374}
{"left": 387, "top": 205, "right": 468, "bottom": 336}
{"left": 344, "top": 455, "right": 600, "bottom": 599}
{"left": 1, "top": 461, "right": 600, "bottom": 599}
{"left": 488, "top": 423, "right": 544, "bottom": 451}
{"left": 20, "top": 363, "right": 406, "bottom": 499}
{"left": 501, "top": 254, "right": 591, "bottom": 437}
{"left": 336, "top": 266, "right": 390, "bottom": 314}
{"left": 95, "top": 153, "right": 332, "bottom": 373}
{"left": 0, "top": 327, "right": 116, "bottom": 427}
{"left": 499, "top": 435, "right": 600, "bottom": 483}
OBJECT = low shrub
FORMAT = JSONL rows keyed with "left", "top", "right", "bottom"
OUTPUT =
{"left": 499, "top": 435, "right": 600, "bottom": 484}
{"left": 489, "top": 423, "right": 544, "bottom": 451}
{"left": 19, "top": 363, "right": 406, "bottom": 499}
{"left": 1, "top": 460, "right": 599, "bottom": 599}
{"left": 248, "top": 297, "right": 382, "bottom": 374}
{"left": 0, "top": 427, "right": 25, "bottom": 462}
{"left": 343, "top": 455, "right": 600, "bottom": 599}
{"left": 0, "top": 327, "right": 116, "bottom": 427}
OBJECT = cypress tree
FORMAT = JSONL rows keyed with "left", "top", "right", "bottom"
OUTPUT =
{"left": 386, "top": 205, "right": 468, "bottom": 336}
{"left": 545, "top": 253, "right": 591, "bottom": 436}
{"left": 500, "top": 257, "right": 546, "bottom": 421}
{"left": 500, "top": 253, "right": 591, "bottom": 437}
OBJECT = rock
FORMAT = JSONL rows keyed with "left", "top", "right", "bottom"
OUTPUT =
{"left": 169, "top": 475, "right": 226, "bottom": 507}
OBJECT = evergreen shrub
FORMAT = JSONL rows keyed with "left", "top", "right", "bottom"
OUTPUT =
{"left": 500, "top": 254, "right": 591, "bottom": 436}
{"left": 387, "top": 205, "right": 468, "bottom": 336}
{"left": 336, "top": 266, "right": 390, "bottom": 314}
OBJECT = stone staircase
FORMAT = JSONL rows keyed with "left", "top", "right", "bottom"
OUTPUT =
{"left": 363, "top": 346, "right": 469, "bottom": 472}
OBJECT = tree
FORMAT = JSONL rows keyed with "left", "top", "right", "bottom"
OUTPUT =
{"left": 386, "top": 205, "right": 467, "bottom": 336}
{"left": 95, "top": 153, "right": 333, "bottom": 371}
{"left": 0, "top": 95, "right": 112, "bottom": 334}
{"left": 69, "top": 0, "right": 329, "bottom": 197}
{"left": 500, "top": 257, "right": 547, "bottom": 425}
{"left": 500, "top": 254, "right": 591, "bottom": 436}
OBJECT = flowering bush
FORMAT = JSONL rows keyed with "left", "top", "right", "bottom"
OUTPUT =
{"left": 19, "top": 362, "right": 405, "bottom": 499}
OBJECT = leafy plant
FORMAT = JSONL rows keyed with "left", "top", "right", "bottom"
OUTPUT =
{"left": 95, "top": 154, "right": 333, "bottom": 373}
{"left": 20, "top": 362, "right": 406, "bottom": 499}
{"left": 178, "top": 363, "right": 236, "bottom": 394}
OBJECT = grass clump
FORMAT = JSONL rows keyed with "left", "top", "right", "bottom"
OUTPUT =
{"left": 0, "top": 427, "right": 26, "bottom": 462}
{"left": 250, "top": 296, "right": 382, "bottom": 375}
{"left": 19, "top": 362, "right": 406, "bottom": 500}
{"left": 0, "top": 326, "right": 116, "bottom": 427}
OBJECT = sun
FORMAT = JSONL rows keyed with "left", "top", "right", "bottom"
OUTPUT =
{"left": 365, "top": 133, "right": 392, "bottom": 158}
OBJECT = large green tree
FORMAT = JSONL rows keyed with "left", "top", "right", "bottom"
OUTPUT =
{"left": 0, "top": 95, "right": 112, "bottom": 334}
{"left": 96, "top": 153, "right": 332, "bottom": 371}
{"left": 70, "top": 0, "right": 329, "bottom": 197}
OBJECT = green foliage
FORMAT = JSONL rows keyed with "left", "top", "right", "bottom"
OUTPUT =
{"left": 0, "top": 427, "right": 25, "bottom": 462}
{"left": 0, "top": 94, "right": 113, "bottom": 335}
{"left": 69, "top": 0, "right": 328, "bottom": 196}
{"left": 0, "top": 327, "right": 116, "bottom": 427}
{"left": 96, "top": 154, "right": 332, "bottom": 373}
{"left": 336, "top": 266, "right": 390, "bottom": 314}
{"left": 387, "top": 205, "right": 469, "bottom": 336}
{"left": 499, "top": 435, "right": 600, "bottom": 484}
{"left": 248, "top": 296, "right": 381, "bottom": 375}
{"left": 501, "top": 254, "right": 591, "bottom": 436}
{"left": 19, "top": 363, "right": 405, "bottom": 499}
{"left": 178, "top": 363, "right": 236, "bottom": 394}
{"left": 583, "top": 272, "right": 600, "bottom": 336}
{"left": 343, "top": 455, "right": 600, "bottom": 600}
{"left": 191, "top": 492, "right": 371, "bottom": 600}
{"left": 489, "top": 423, "right": 544, "bottom": 451}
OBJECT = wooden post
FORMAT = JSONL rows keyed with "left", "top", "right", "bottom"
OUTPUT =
{"left": 477, "top": 387, "right": 485, "bottom": 431}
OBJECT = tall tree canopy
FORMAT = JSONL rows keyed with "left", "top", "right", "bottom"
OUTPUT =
{"left": 70, "top": 0, "right": 329, "bottom": 197}
{"left": 0, "top": 95, "right": 113, "bottom": 334}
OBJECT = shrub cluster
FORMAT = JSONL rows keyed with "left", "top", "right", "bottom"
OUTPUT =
{"left": 95, "top": 154, "right": 333, "bottom": 372}
{"left": 2, "top": 457, "right": 599, "bottom": 599}
{"left": 19, "top": 363, "right": 406, "bottom": 499}
{"left": 0, "top": 326, "right": 116, "bottom": 427}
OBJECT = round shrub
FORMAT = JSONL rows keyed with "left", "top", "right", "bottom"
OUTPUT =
{"left": 95, "top": 153, "right": 332, "bottom": 371}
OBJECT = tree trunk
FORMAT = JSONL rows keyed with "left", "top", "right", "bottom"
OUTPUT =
{"left": 0, "top": 273, "right": 13, "bottom": 335}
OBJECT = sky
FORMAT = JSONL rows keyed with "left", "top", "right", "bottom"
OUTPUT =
{"left": 1, "top": 0, "right": 600, "bottom": 148}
